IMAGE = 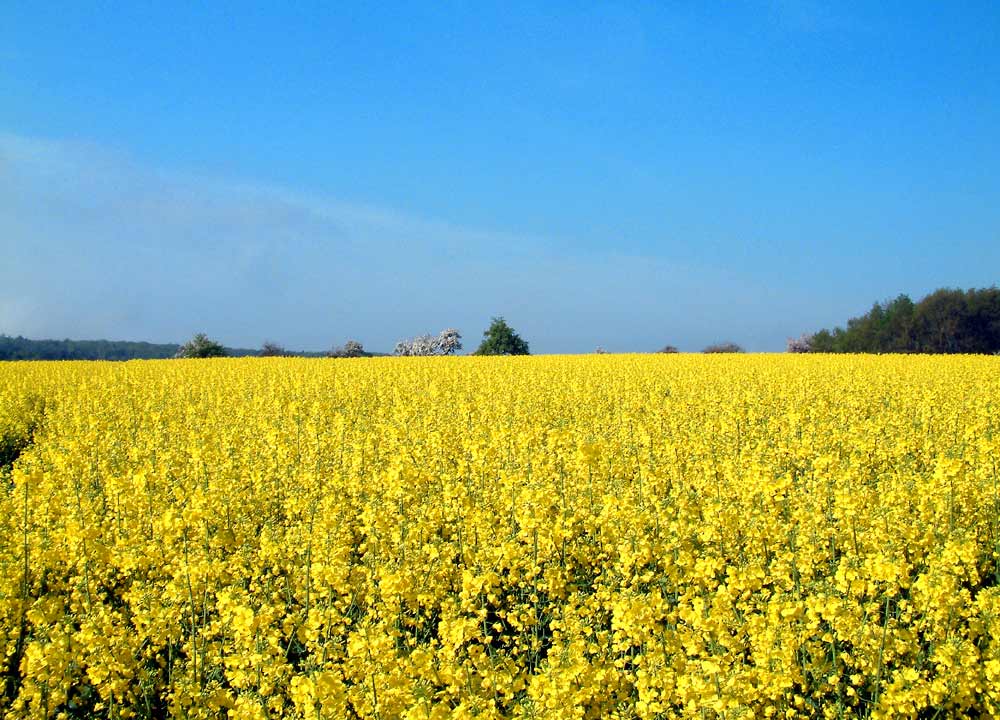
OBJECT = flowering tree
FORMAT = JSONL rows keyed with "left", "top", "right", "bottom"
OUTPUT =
{"left": 394, "top": 329, "right": 463, "bottom": 356}
{"left": 436, "top": 329, "right": 463, "bottom": 355}
{"left": 786, "top": 334, "right": 814, "bottom": 353}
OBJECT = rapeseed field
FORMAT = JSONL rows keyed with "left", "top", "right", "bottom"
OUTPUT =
{"left": 1, "top": 355, "right": 999, "bottom": 719}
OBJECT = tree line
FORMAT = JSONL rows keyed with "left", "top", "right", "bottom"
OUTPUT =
{"left": 6, "top": 290, "right": 998, "bottom": 360}
{"left": 0, "top": 335, "right": 266, "bottom": 361}
{"left": 796, "top": 287, "right": 1000, "bottom": 354}
{"left": 1, "top": 318, "right": 532, "bottom": 360}
{"left": 2, "top": 336, "right": 180, "bottom": 361}
{"left": 180, "top": 318, "right": 530, "bottom": 358}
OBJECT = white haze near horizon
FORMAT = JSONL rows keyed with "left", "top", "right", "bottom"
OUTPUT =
{"left": 1, "top": 132, "right": 821, "bottom": 353}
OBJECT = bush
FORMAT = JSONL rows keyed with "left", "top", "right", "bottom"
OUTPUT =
{"left": 474, "top": 317, "right": 529, "bottom": 356}
{"left": 703, "top": 342, "right": 744, "bottom": 354}
{"left": 329, "top": 340, "right": 366, "bottom": 358}
{"left": 259, "top": 341, "right": 287, "bottom": 357}
{"left": 175, "top": 333, "right": 227, "bottom": 359}
{"left": 658, "top": 345, "right": 679, "bottom": 354}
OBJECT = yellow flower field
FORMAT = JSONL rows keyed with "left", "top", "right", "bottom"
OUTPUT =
{"left": 2, "top": 355, "right": 999, "bottom": 719}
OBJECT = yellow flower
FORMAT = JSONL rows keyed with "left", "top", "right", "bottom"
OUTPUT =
{"left": 0, "top": 354, "right": 997, "bottom": 718}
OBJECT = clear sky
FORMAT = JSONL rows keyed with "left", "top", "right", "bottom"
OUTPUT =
{"left": 2, "top": 2, "right": 998, "bottom": 353}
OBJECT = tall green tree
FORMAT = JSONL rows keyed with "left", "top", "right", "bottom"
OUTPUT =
{"left": 474, "top": 317, "right": 529, "bottom": 356}
{"left": 175, "top": 333, "right": 227, "bottom": 358}
{"left": 966, "top": 287, "right": 1000, "bottom": 352}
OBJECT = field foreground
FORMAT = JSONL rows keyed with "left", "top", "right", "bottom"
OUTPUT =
{"left": 2, "top": 355, "right": 1000, "bottom": 719}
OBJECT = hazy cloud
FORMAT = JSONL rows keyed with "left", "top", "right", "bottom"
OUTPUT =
{"left": 1, "top": 131, "right": 809, "bottom": 352}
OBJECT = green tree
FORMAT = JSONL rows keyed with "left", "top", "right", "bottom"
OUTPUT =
{"left": 474, "top": 317, "right": 530, "bottom": 356}
{"left": 879, "top": 295, "right": 916, "bottom": 352}
{"left": 175, "top": 333, "right": 227, "bottom": 359}
{"left": 966, "top": 287, "right": 1000, "bottom": 352}
{"left": 805, "top": 287, "right": 1000, "bottom": 354}
{"left": 912, "top": 289, "right": 969, "bottom": 353}
{"left": 808, "top": 329, "right": 836, "bottom": 352}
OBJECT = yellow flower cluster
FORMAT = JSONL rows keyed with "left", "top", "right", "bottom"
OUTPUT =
{"left": 2, "top": 354, "right": 999, "bottom": 719}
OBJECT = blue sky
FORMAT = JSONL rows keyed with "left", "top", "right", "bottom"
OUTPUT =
{"left": 2, "top": 2, "right": 998, "bottom": 352}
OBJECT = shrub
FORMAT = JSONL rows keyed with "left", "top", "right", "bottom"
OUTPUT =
{"left": 658, "top": 345, "right": 679, "bottom": 354}
{"left": 329, "top": 340, "right": 366, "bottom": 358}
{"left": 703, "top": 342, "right": 744, "bottom": 354}
{"left": 259, "top": 341, "right": 287, "bottom": 357}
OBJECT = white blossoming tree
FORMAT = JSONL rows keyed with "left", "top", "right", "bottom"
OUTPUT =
{"left": 786, "top": 334, "right": 814, "bottom": 353}
{"left": 394, "top": 329, "right": 463, "bottom": 356}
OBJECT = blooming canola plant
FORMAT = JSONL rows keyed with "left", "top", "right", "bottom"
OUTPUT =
{"left": 1, "top": 354, "right": 999, "bottom": 718}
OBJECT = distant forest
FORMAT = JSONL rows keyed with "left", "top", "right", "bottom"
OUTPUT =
{"left": 808, "top": 287, "right": 1000, "bottom": 354}
{"left": 0, "top": 336, "right": 265, "bottom": 361}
